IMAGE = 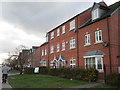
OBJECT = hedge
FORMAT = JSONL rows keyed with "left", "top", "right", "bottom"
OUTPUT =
{"left": 24, "top": 67, "right": 34, "bottom": 74}
{"left": 39, "top": 67, "right": 98, "bottom": 82}
{"left": 106, "top": 73, "right": 120, "bottom": 86}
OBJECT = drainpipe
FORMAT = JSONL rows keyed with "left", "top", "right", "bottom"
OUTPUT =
{"left": 47, "top": 34, "right": 50, "bottom": 68}
{"left": 76, "top": 16, "right": 79, "bottom": 68}
{"left": 107, "top": 17, "right": 112, "bottom": 73}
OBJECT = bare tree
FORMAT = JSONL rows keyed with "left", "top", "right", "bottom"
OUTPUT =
{"left": 4, "top": 55, "right": 18, "bottom": 68}
{"left": 15, "top": 45, "right": 29, "bottom": 75}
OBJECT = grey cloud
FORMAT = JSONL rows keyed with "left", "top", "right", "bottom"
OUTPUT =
{"left": 2, "top": 2, "right": 93, "bottom": 36}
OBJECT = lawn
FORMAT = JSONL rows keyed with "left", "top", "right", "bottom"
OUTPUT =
{"left": 9, "top": 70, "right": 20, "bottom": 73}
{"left": 8, "top": 74, "right": 89, "bottom": 88}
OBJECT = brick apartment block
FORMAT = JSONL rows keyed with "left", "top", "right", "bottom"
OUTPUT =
{"left": 23, "top": 1, "right": 120, "bottom": 79}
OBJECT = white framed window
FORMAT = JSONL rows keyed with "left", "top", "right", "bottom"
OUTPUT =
{"left": 57, "top": 44, "right": 60, "bottom": 52}
{"left": 51, "top": 31, "right": 54, "bottom": 40}
{"left": 92, "top": 8, "right": 99, "bottom": 20}
{"left": 62, "top": 42, "right": 65, "bottom": 51}
{"left": 62, "top": 25, "right": 65, "bottom": 34}
{"left": 42, "top": 49, "right": 44, "bottom": 56}
{"left": 70, "top": 59, "right": 76, "bottom": 68}
{"left": 85, "top": 57, "right": 103, "bottom": 72}
{"left": 50, "top": 45, "right": 54, "bottom": 54}
{"left": 85, "top": 33, "right": 90, "bottom": 45}
{"left": 50, "top": 61, "right": 54, "bottom": 69}
{"left": 70, "top": 39, "right": 76, "bottom": 49}
{"left": 70, "top": 20, "right": 75, "bottom": 31}
{"left": 45, "top": 49, "right": 47, "bottom": 55}
{"left": 57, "top": 28, "right": 60, "bottom": 37}
{"left": 41, "top": 60, "right": 46, "bottom": 67}
{"left": 95, "top": 30, "right": 102, "bottom": 43}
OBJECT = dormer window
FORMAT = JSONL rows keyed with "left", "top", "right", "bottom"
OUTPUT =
{"left": 92, "top": 8, "right": 99, "bottom": 20}
{"left": 91, "top": 2, "right": 109, "bottom": 21}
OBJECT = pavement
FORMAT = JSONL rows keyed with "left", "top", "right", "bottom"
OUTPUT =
{"left": 62, "top": 83, "right": 103, "bottom": 90}
{"left": 2, "top": 82, "right": 12, "bottom": 88}
{"left": 2, "top": 73, "right": 20, "bottom": 89}
{"left": 74, "top": 83, "right": 103, "bottom": 88}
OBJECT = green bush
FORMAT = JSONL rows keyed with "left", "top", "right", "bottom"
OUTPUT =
{"left": 24, "top": 67, "right": 34, "bottom": 74}
{"left": 40, "top": 67, "right": 49, "bottom": 74}
{"left": 85, "top": 68, "right": 98, "bottom": 82}
{"left": 72, "top": 68, "right": 86, "bottom": 80}
{"left": 106, "top": 73, "right": 120, "bottom": 86}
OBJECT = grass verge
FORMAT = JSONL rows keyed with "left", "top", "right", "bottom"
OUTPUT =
{"left": 8, "top": 74, "right": 89, "bottom": 88}
{"left": 9, "top": 70, "right": 20, "bottom": 73}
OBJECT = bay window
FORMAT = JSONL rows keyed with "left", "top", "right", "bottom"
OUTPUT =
{"left": 85, "top": 56, "right": 103, "bottom": 72}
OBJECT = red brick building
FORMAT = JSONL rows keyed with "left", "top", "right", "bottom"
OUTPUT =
{"left": 32, "top": 1, "right": 120, "bottom": 79}
{"left": 39, "top": 42, "right": 49, "bottom": 67}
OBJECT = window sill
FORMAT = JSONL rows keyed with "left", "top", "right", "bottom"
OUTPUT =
{"left": 56, "top": 35, "right": 60, "bottom": 37}
{"left": 61, "top": 50, "right": 65, "bottom": 51}
{"left": 62, "top": 33, "right": 65, "bottom": 35}
{"left": 98, "top": 70, "right": 104, "bottom": 73}
{"left": 94, "top": 41, "right": 103, "bottom": 44}
{"left": 69, "top": 28, "right": 75, "bottom": 31}
{"left": 50, "top": 53, "right": 54, "bottom": 54}
{"left": 84, "top": 44, "right": 91, "bottom": 47}
{"left": 50, "top": 38, "right": 54, "bottom": 40}
{"left": 70, "top": 47, "right": 76, "bottom": 50}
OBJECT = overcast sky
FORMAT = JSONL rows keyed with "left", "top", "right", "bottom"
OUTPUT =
{"left": 0, "top": 0, "right": 119, "bottom": 64}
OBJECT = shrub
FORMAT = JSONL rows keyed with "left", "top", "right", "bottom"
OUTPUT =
{"left": 61, "top": 68, "right": 72, "bottom": 79}
{"left": 85, "top": 68, "right": 98, "bottom": 82}
{"left": 106, "top": 73, "right": 120, "bottom": 86}
{"left": 40, "top": 67, "right": 49, "bottom": 74}
{"left": 72, "top": 68, "right": 86, "bottom": 80}
{"left": 24, "top": 67, "right": 34, "bottom": 74}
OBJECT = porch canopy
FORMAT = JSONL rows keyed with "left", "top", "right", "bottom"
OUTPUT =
{"left": 53, "top": 56, "right": 59, "bottom": 62}
{"left": 84, "top": 49, "right": 105, "bottom": 58}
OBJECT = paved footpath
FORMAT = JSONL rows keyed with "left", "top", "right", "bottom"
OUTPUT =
{"left": 2, "top": 82, "right": 12, "bottom": 88}
{"left": 74, "top": 83, "right": 103, "bottom": 88}
{"left": 62, "top": 83, "right": 103, "bottom": 90}
{"left": 2, "top": 73, "right": 19, "bottom": 89}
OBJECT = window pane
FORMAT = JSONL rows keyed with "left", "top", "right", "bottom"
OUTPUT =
{"left": 97, "top": 58, "right": 102, "bottom": 69}
{"left": 70, "top": 20, "right": 75, "bottom": 30}
{"left": 99, "top": 30, "right": 102, "bottom": 41}
{"left": 57, "top": 29, "right": 60, "bottom": 36}
{"left": 62, "top": 26, "right": 65, "bottom": 34}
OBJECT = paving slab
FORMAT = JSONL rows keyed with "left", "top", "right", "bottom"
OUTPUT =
{"left": 2, "top": 82, "right": 12, "bottom": 88}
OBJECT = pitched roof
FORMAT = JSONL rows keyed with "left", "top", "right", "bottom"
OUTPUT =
{"left": 53, "top": 56, "right": 59, "bottom": 61}
{"left": 40, "top": 42, "right": 49, "bottom": 47}
{"left": 91, "top": 2, "right": 109, "bottom": 11}
{"left": 79, "top": 1, "right": 120, "bottom": 29}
